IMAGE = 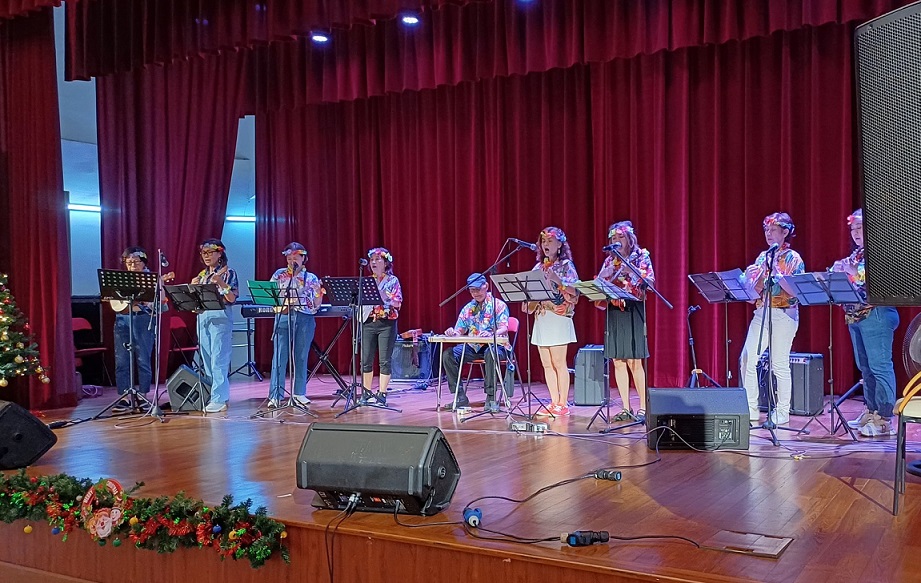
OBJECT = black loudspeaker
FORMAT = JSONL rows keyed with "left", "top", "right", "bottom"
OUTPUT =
{"left": 0, "top": 400, "right": 57, "bottom": 470}
{"left": 757, "top": 352, "right": 825, "bottom": 416}
{"left": 646, "top": 388, "right": 749, "bottom": 451}
{"left": 390, "top": 337, "right": 434, "bottom": 384}
{"left": 166, "top": 365, "right": 211, "bottom": 411}
{"left": 296, "top": 423, "right": 461, "bottom": 516}
{"left": 855, "top": 4, "right": 921, "bottom": 306}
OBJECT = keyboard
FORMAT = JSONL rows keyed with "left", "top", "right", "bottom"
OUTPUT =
{"left": 240, "top": 304, "right": 352, "bottom": 319}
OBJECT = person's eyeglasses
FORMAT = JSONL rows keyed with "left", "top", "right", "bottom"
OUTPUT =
{"left": 200, "top": 250, "right": 218, "bottom": 257}
{"left": 124, "top": 260, "right": 143, "bottom": 267}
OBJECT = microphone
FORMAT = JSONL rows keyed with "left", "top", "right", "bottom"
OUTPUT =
{"left": 359, "top": 258, "right": 369, "bottom": 266}
{"left": 767, "top": 242, "right": 779, "bottom": 254}
{"left": 602, "top": 243, "right": 622, "bottom": 252}
{"left": 160, "top": 253, "right": 169, "bottom": 267}
{"left": 509, "top": 237, "right": 537, "bottom": 251}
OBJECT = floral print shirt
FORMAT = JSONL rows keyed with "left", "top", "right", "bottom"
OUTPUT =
{"left": 835, "top": 247, "right": 872, "bottom": 325}
{"left": 743, "top": 244, "right": 805, "bottom": 309}
{"left": 454, "top": 293, "right": 510, "bottom": 351}
{"left": 596, "top": 247, "right": 655, "bottom": 303}
{"left": 532, "top": 259, "right": 579, "bottom": 317}
{"left": 270, "top": 268, "right": 323, "bottom": 314}
{"left": 196, "top": 266, "right": 239, "bottom": 305}
{"left": 361, "top": 273, "right": 403, "bottom": 322}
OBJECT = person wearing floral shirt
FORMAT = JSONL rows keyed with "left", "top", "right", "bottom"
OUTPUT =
{"left": 267, "top": 242, "right": 324, "bottom": 409}
{"left": 739, "top": 212, "right": 805, "bottom": 426}
{"left": 360, "top": 247, "right": 403, "bottom": 406}
{"left": 524, "top": 227, "right": 579, "bottom": 416}
{"left": 443, "top": 273, "right": 510, "bottom": 412}
{"left": 191, "top": 239, "right": 239, "bottom": 413}
{"left": 595, "top": 221, "right": 655, "bottom": 423}
{"left": 831, "top": 209, "right": 899, "bottom": 437}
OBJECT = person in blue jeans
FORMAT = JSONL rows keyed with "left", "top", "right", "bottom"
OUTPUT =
{"left": 268, "top": 242, "right": 323, "bottom": 409}
{"left": 192, "top": 239, "right": 238, "bottom": 414}
{"left": 112, "top": 246, "right": 158, "bottom": 412}
{"left": 832, "top": 209, "right": 900, "bottom": 437}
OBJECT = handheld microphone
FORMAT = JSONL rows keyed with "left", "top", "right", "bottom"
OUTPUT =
{"left": 602, "top": 242, "right": 622, "bottom": 252}
{"left": 359, "top": 258, "right": 369, "bottom": 266}
{"left": 160, "top": 253, "right": 169, "bottom": 267}
{"left": 509, "top": 237, "right": 537, "bottom": 251}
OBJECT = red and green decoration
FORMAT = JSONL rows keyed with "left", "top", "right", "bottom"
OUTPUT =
{"left": 0, "top": 471, "right": 290, "bottom": 568}
{"left": 0, "top": 273, "right": 50, "bottom": 387}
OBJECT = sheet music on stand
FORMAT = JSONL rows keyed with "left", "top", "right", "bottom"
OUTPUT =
{"left": 490, "top": 270, "right": 559, "bottom": 303}
{"left": 98, "top": 269, "right": 158, "bottom": 303}
{"left": 322, "top": 276, "right": 384, "bottom": 307}
{"left": 688, "top": 268, "right": 759, "bottom": 303}
{"left": 574, "top": 278, "right": 639, "bottom": 302}
{"left": 787, "top": 271, "right": 861, "bottom": 306}
{"left": 248, "top": 280, "right": 282, "bottom": 308}
{"left": 164, "top": 283, "right": 225, "bottom": 313}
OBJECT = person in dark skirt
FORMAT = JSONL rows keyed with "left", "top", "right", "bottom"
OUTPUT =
{"left": 595, "top": 221, "right": 655, "bottom": 422}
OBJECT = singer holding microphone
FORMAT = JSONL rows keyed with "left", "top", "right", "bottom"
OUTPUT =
{"left": 267, "top": 243, "right": 324, "bottom": 409}
{"left": 524, "top": 227, "right": 579, "bottom": 416}
{"left": 596, "top": 221, "right": 655, "bottom": 422}
{"left": 360, "top": 247, "right": 403, "bottom": 406}
{"left": 739, "top": 212, "right": 805, "bottom": 425}
{"left": 191, "top": 239, "right": 238, "bottom": 413}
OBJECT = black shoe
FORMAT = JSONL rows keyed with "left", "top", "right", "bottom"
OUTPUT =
{"left": 372, "top": 391, "right": 387, "bottom": 406}
{"left": 484, "top": 400, "right": 500, "bottom": 414}
{"left": 111, "top": 396, "right": 133, "bottom": 413}
{"left": 449, "top": 395, "right": 470, "bottom": 410}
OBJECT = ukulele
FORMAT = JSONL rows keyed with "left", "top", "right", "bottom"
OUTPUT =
{"left": 109, "top": 272, "right": 175, "bottom": 313}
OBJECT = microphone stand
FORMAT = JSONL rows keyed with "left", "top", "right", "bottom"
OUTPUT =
{"left": 687, "top": 306, "right": 720, "bottom": 388}
{"left": 141, "top": 250, "right": 168, "bottom": 421}
{"left": 599, "top": 245, "right": 673, "bottom": 434}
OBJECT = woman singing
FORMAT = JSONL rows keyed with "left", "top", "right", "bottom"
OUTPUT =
{"left": 596, "top": 221, "right": 655, "bottom": 423}
{"left": 361, "top": 247, "right": 403, "bottom": 406}
{"left": 739, "top": 212, "right": 805, "bottom": 426}
{"left": 525, "top": 227, "right": 579, "bottom": 416}
{"left": 831, "top": 209, "right": 898, "bottom": 437}
{"left": 191, "top": 238, "right": 238, "bottom": 413}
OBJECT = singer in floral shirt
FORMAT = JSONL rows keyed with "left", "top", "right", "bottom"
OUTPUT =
{"left": 360, "top": 247, "right": 404, "bottom": 406}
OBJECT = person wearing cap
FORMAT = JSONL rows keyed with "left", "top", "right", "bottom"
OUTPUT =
{"left": 191, "top": 238, "right": 238, "bottom": 413}
{"left": 443, "top": 273, "right": 510, "bottom": 412}
{"left": 360, "top": 247, "right": 403, "bottom": 406}
{"left": 267, "top": 242, "right": 324, "bottom": 409}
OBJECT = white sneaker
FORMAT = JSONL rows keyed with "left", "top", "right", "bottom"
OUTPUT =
{"left": 859, "top": 413, "right": 897, "bottom": 437}
{"left": 293, "top": 394, "right": 311, "bottom": 406}
{"left": 204, "top": 401, "right": 228, "bottom": 413}
{"left": 268, "top": 399, "right": 279, "bottom": 409}
{"left": 770, "top": 410, "right": 790, "bottom": 426}
{"left": 847, "top": 407, "right": 872, "bottom": 429}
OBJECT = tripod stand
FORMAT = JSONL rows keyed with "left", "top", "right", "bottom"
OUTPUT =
{"left": 93, "top": 269, "right": 159, "bottom": 420}
{"left": 685, "top": 305, "right": 720, "bottom": 387}
{"left": 326, "top": 270, "right": 402, "bottom": 417}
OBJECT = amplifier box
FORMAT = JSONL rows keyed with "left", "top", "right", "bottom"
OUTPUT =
{"left": 647, "top": 388, "right": 749, "bottom": 451}
{"left": 757, "top": 352, "right": 824, "bottom": 416}
{"left": 390, "top": 336, "right": 434, "bottom": 385}
{"left": 573, "top": 344, "right": 607, "bottom": 406}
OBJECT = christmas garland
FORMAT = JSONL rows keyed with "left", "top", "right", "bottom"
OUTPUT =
{"left": 0, "top": 471, "right": 290, "bottom": 568}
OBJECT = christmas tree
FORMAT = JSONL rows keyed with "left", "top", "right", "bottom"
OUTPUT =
{"left": 0, "top": 273, "right": 49, "bottom": 387}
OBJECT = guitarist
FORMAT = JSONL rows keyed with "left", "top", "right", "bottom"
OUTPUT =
{"left": 191, "top": 238, "right": 238, "bottom": 413}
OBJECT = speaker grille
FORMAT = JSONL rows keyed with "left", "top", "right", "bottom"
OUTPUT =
{"left": 855, "top": 4, "right": 921, "bottom": 305}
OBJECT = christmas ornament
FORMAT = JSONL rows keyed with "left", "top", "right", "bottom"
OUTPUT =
{"left": 0, "top": 378, "right": 7, "bottom": 387}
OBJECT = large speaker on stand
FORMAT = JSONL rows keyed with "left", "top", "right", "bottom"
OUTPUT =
{"left": 0, "top": 400, "right": 57, "bottom": 470}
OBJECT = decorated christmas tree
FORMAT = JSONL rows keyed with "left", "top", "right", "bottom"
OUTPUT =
{"left": 0, "top": 273, "right": 50, "bottom": 387}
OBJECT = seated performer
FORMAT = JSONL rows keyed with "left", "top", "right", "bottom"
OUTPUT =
{"left": 112, "top": 246, "right": 159, "bottom": 411}
{"left": 443, "top": 273, "right": 510, "bottom": 412}
{"left": 524, "top": 227, "right": 579, "bottom": 416}
{"left": 831, "top": 209, "right": 899, "bottom": 437}
{"left": 268, "top": 242, "right": 324, "bottom": 409}
{"left": 739, "top": 212, "right": 805, "bottom": 426}
{"left": 191, "top": 239, "right": 238, "bottom": 413}
{"left": 361, "top": 247, "right": 403, "bottom": 406}
{"left": 595, "top": 221, "right": 655, "bottom": 423}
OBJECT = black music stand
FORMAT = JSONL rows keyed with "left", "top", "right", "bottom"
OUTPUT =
{"left": 489, "top": 270, "right": 557, "bottom": 419}
{"left": 788, "top": 271, "right": 861, "bottom": 440}
{"left": 577, "top": 278, "right": 641, "bottom": 430}
{"left": 324, "top": 276, "right": 402, "bottom": 416}
{"left": 93, "top": 269, "right": 158, "bottom": 420}
{"left": 688, "top": 269, "right": 760, "bottom": 386}
{"left": 162, "top": 283, "right": 225, "bottom": 412}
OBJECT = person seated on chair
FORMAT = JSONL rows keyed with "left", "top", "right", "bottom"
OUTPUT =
{"left": 268, "top": 242, "right": 324, "bottom": 409}
{"left": 595, "top": 221, "right": 655, "bottom": 423}
{"left": 191, "top": 238, "right": 238, "bottom": 414}
{"left": 112, "top": 246, "right": 159, "bottom": 412}
{"left": 360, "top": 247, "right": 403, "bottom": 407}
{"left": 739, "top": 212, "right": 805, "bottom": 426}
{"left": 524, "top": 227, "right": 579, "bottom": 417}
{"left": 831, "top": 209, "right": 898, "bottom": 437}
{"left": 443, "top": 273, "right": 510, "bottom": 413}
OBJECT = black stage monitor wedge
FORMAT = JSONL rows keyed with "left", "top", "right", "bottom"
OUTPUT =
{"left": 854, "top": 3, "right": 921, "bottom": 306}
{"left": 166, "top": 365, "right": 212, "bottom": 412}
{"left": 646, "top": 388, "right": 750, "bottom": 451}
{"left": 296, "top": 423, "right": 461, "bottom": 516}
{"left": 0, "top": 400, "right": 57, "bottom": 470}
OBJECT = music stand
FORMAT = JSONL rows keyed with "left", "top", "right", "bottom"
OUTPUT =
{"left": 247, "top": 279, "right": 318, "bottom": 420}
{"left": 577, "top": 278, "right": 641, "bottom": 430}
{"left": 162, "top": 283, "right": 226, "bottom": 412}
{"left": 93, "top": 269, "right": 158, "bottom": 420}
{"left": 324, "top": 276, "right": 402, "bottom": 416}
{"left": 788, "top": 271, "right": 862, "bottom": 440}
{"left": 688, "top": 269, "right": 760, "bottom": 386}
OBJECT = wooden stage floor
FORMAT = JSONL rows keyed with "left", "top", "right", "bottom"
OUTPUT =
{"left": 3, "top": 376, "right": 921, "bottom": 583}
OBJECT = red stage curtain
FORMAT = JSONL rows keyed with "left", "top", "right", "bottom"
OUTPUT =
{"left": 254, "top": 21, "right": 908, "bottom": 390}
{"left": 0, "top": 7, "right": 76, "bottom": 409}
{"left": 0, "top": 0, "right": 59, "bottom": 20}
{"left": 97, "top": 51, "right": 248, "bottom": 371}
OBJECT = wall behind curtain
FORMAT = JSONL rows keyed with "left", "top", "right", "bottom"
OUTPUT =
{"left": 255, "top": 21, "right": 902, "bottom": 390}
{"left": 0, "top": 6, "right": 75, "bottom": 408}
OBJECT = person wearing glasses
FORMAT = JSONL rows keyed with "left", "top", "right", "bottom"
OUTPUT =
{"left": 111, "top": 246, "right": 158, "bottom": 412}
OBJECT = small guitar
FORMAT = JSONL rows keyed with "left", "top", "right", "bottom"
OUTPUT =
{"left": 110, "top": 272, "right": 175, "bottom": 313}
